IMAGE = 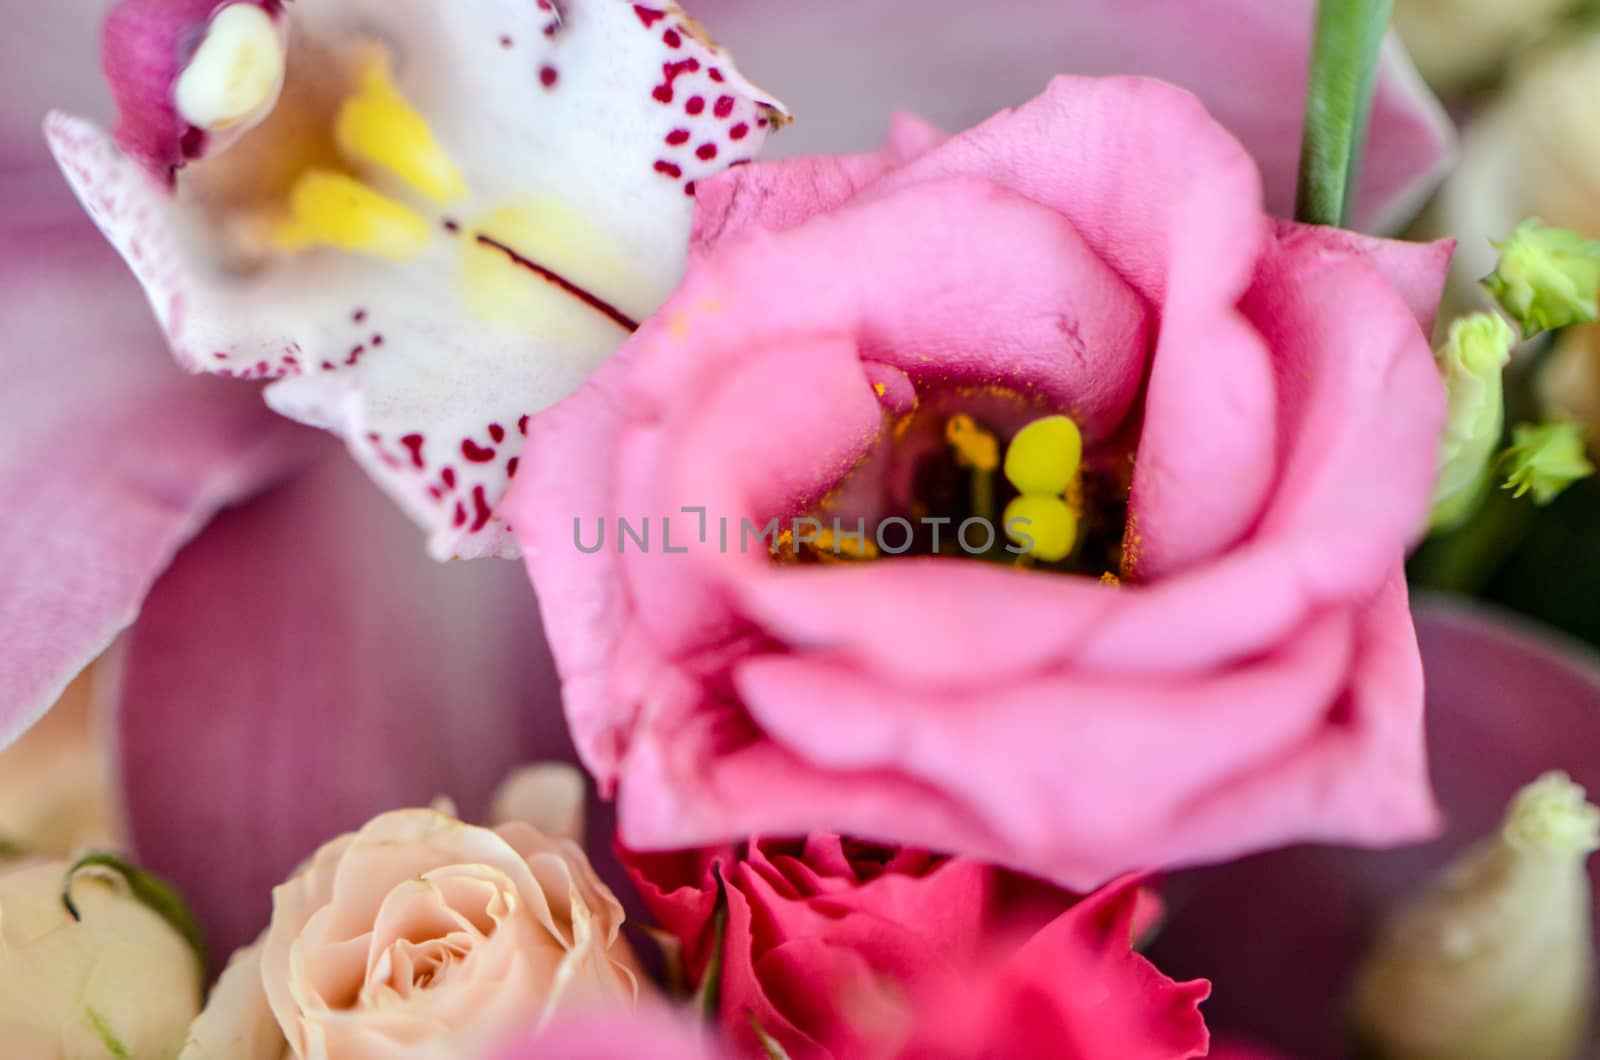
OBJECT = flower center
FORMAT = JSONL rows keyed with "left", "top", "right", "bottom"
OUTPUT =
{"left": 172, "top": 9, "right": 638, "bottom": 331}
{"left": 783, "top": 388, "right": 1131, "bottom": 579}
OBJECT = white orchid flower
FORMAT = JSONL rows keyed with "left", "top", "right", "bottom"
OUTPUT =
{"left": 48, "top": 0, "right": 787, "bottom": 558}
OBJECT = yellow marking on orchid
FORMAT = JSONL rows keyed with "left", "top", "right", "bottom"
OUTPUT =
{"left": 336, "top": 47, "right": 467, "bottom": 203}
{"left": 174, "top": 4, "right": 285, "bottom": 132}
{"left": 1100, "top": 572, "right": 1121, "bottom": 587}
{"left": 272, "top": 170, "right": 430, "bottom": 259}
{"left": 1004, "top": 495, "right": 1078, "bottom": 563}
{"left": 945, "top": 414, "right": 999, "bottom": 471}
{"left": 1004, "top": 415, "right": 1083, "bottom": 497}
{"left": 463, "top": 199, "right": 646, "bottom": 337}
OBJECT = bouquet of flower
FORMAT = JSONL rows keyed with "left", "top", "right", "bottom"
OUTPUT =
{"left": 4, "top": 0, "right": 1600, "bottom": 1057}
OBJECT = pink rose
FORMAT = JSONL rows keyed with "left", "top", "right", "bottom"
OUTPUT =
{"left": 510, "top": 77, "right": 1451, "bottom": 888}
{"left": 625, "top": 836, "right": 1206, "bottom": 1058}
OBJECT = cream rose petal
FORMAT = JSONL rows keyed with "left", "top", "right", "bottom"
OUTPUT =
{"left": 258, "top": 808, "right": 637, "bottom": 1059}
{"left": 47, "top": 0, "right": 788, "bottom": 559}
{"left": 179, "top": 941, "right": 288, "bottom": 1060}
{"left": 489, "top": 763, "right": 588, "bottom": 842}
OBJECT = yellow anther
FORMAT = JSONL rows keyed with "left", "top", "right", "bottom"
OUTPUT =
{"left": 174, "top": 3, "right": 285, "bottom": 132}
{"left": 1004, "top": 495, "right": 1078, "bottom": 563}
{"left": 273, "top": 170, "right": 431, "bottom": 260}
{"left": 337, "top": 47, "right": 467, "bottom": 203}
{"left": 813, "top": 528, "right": 879, "bottom": 560}
{"left": 946, "top": 414, "right": 999, "bottom": 472}
{"left": 1004, "top": 415, "right": 1083, "bottom": 497}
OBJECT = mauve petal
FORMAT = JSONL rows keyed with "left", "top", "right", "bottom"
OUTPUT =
{"left": 110, "top": 446, "right": 564, "bottom": 959}
{"left": 0, "top": 0, "right": 110, "bottom": 170}
{"left": 0, "top": 190, "right": 308, "bottom": 749}
{"left": 1148, "top": 596, "right": 1600, "bottom": 1060}
{"left": 686, "top": 0, "right": 1452, "bottom": 231}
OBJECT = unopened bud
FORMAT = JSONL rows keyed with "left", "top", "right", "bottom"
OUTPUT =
{"left": 1430, "top": 312, "right": 1514, "bottom": 531}
{"left": 1503, "top": 421, "right": 1595, "bottom": 505}
{"left": 1350, "top": 771, "right": 1599, "bottom": 1060}
{"left": 1482, "top": 220, "right": 1600, "bottom": 337}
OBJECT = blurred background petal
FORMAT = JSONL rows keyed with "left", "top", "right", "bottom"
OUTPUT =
{"left": 0, "top": 171, "right": 310, "bottom": 748}
{"left": 1148, "top": 596, "right": 1600, "bottom": 1060}
{"left": 109, "top": 449, "right": 567, "bottom": 959}
{"left": 687, "top": 0, "right": 1454, "bottom": 231}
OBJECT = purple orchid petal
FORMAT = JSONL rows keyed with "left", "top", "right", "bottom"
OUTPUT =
{"left": 1146, "top": 596, "right": 1600, "bottom": 1060}
{"left": 686, "top": 0, "right": 1454, "bottom": 231}
{"left": 0, "top": 170, "right": 309, "bottom": 749}
{"left": 108, "top": 444, "right": 566, "bottom": 959}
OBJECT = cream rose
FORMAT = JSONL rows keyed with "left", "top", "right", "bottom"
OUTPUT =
{"left": 1393, "top": 0, "right": 1580, "bottom": 91}
{"left": 0, "top": 857, "right": 203, "bottom": 1058}
{"left": 0, "top": 672, "right": 118, "bottom": 858}
{"left": 183, "top": 770, "right": 638, "bottom": 1060}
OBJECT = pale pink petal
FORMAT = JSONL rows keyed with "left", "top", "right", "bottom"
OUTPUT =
{"left": 109, "top": 445, "right": 564, "bottom": 959}
{"left": 0, "top": 0, "right": 110, "bottom": 170}
{"left": 687, "top": 0, "right": 1453, "bottom": 231}
{"left": 0, "top": 184, "right": 308, "bottom": 748}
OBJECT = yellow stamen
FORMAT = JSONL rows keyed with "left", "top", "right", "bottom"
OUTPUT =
{"left": 336, "top": 47, "right": 467, "bottom": 203}
{"left": 1004, "top": 415, "right": 1083, "bottom": 497}
{"left": 813, "top": 528, "right": 880, "bottom": 560}
{"left": 174, "top": 3, "right": 285, "bottom": 132}
{"left": 945, "top": 414, "right": 999, "bottom": 471}
{"left": 273, "top": 170, "right": 431, "bottom": 260}
{"left": 1004, "top": 495, "right": 1078, "bottom": 563}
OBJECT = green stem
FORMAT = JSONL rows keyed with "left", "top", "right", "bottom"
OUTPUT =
{"left": 1295, "top": 0, "right": 1394, "bottom": 227}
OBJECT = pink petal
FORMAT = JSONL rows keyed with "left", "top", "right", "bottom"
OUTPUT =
{"left": 0, "top": 0, "right": 108, "bottom": 171}
{"left": 110, "top": 444, "right": 564, "bottom": 959}
{"left": 689, "top": 0, "right": 1453, "bottom": 230}
{"left": 1147, "top": 597, "right": 1600, "bottom": 1060}
{"left": 492, "top": 1006, "right": 719, "bottom": 1060}
{"left": 0, "top": 185, "right": 307, "bottom": 748}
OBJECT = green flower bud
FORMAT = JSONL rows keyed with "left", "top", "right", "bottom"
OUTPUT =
{"left": 1350, "top": 772, "right": 1599, "bottom": 1060}
{"left": 1503, "top": 421, "right": 1595, "bottom": 505}
{"left": 1482, "top": 219, "right": 1600, "bottom": 337}
{"left": 1430, "top": 312, "right": 1515, "bottom": 532}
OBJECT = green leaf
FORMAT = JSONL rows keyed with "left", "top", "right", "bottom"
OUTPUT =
{"left": 62, "top": 852, "right": 208, "bottom": 982}
{"left": 692, "top": 865, "right": 730, "bottom": 1022}
{"left": 1295, "top": 0, "right": 1395, "bottom": 227}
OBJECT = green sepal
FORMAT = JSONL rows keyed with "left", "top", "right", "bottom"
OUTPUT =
{"left": 61, "top": 852, "right": 208, "bottom": 982}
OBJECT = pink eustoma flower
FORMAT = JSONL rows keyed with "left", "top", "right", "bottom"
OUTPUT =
{"left": 511, "top": 78, "right": 1453, "bottom": 889}
{"left": 626, "top": 836, "right": 1207, "bottom": 1058}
